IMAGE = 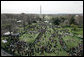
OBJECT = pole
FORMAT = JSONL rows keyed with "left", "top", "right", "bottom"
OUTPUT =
{"left": 40, "top": 5, "right": 42, "bottom": 14}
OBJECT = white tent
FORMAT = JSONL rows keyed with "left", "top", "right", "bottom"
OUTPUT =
{"left": 44, "top": 20, "right": 49, "bottom": 23}
{"left": 2, "top": 40, "right": 7, "bottom": 43}
{"left": 3, "top": 31, "right": 13, "bottom": 35}
{"left": 17, "top": 20, "right": 21, "bottom": 23}
{"left": 3, "top": 32, "right": 10, "bottom": 35}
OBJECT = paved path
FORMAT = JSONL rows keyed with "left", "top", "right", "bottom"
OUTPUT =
{"left": 1, "top": 49, "right": 12, "bottom": 56}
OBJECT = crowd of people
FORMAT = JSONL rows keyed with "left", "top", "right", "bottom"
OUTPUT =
{"left": 2, "top": 23, "right": 83, "bottom": 56}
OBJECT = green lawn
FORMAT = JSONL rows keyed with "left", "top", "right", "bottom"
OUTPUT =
{"left": 1, "top": 22, "right": 83, "bottom": 56}
{"left": 19, "top": 33, "right": 39, "bottom": 43}
{"left": 63, "top": 35, "right": 82, "bottom": 49}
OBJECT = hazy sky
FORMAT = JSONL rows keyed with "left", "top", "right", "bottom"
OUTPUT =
{"left": 1, "top": 1, "right": 83, "bottom": 14}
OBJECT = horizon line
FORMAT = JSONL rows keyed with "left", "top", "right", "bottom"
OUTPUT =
{"left": 1, "top": 13, "right": 83, "bottom": 14}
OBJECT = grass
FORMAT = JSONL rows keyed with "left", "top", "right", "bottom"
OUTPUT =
{"left": 71, "top": 28, "right": 83, "bottom": 35}
{"left": 34, "top": 31, "right": 68, "bottom": 56}
{"left": 19, "top": 33, "right": 39, "bottom": 43}
{"left": 63, "top": 35, "right": 81, "bottom": 49}
{"left": 1, "top": 22, "right": 83, "bottom": 56}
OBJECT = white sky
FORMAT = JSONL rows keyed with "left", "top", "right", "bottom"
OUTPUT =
{"left": 1, "top": 1, "right": 83, "bottom": 14}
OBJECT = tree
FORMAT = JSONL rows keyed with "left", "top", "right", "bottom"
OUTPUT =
{"left": 69, "top": 15, "right": 75, "bottom": 25}
{"left": 71, "top": 24, "right": 78, "bottom": 31}
{"left": 74, "top": 15, "right": 83, "bottom": 27}
{"left": 60, "top": 17, "right": 66, "bottom": 22}
{"left": 51, "top": 17, "right": 61, "bottom": 25}
{"left": 20, "top": 13, "right": 27, "bottom": 31}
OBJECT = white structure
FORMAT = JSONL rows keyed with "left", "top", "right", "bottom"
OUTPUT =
{"left": 17, "top": 20, "right": 22, "bottom": 23}
{"left": 3, "top": 31, "right": 10, "bottom": 35}
{"left": 45, "top": 15, "right": 51, "bottom": 20}
{"left": 78, "top": 35, "right": 83, "bottom": 38}
{"left": 3, "top": 31, "right": 13, "bottom": 35}
{"left": 44, "top": 20, "right": 49, "bottom": 23}
{"left": 75, "top": 15, "right": 79, "bottom": 17}
{"left": 2, "top": 40, "right": 7, "bottom": 43}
